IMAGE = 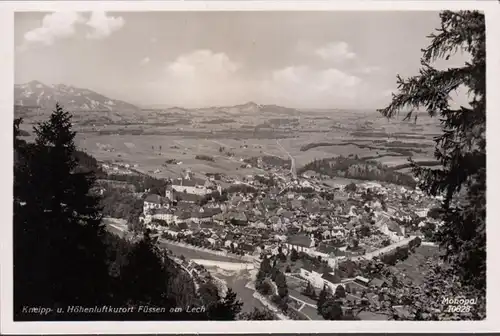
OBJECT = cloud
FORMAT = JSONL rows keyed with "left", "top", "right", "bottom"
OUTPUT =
{"left": 147, "top": 48, "right": 387, "bottom": 109}
{"left": 22, "top": 11, "right": 124, "bottom": 46}
{"left": 165, "top": 50, "right": 240, "bottom": 78}
{"left": 160, "top": 50, "right": 246, "bottom": 106}
{"left": 23, "top": 11, "right": 85, "bottom": 45}
{"left": 140, "top": 57, "right": 150, "bottom": 66}
{"left": 315, "top": 41, "right": 356, "bottom": 62}
{"left": 261, "top": 65, "right": 363, "bottom": 107}
{"left": 356, "top": 65, "right": 382, "bottom": 75}
{"left": 85, "top": 11, "right": 125, "bottom": 39}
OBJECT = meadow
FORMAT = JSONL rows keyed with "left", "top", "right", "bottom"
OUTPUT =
{"left": 17, "top": 106, "right": 441, "bottom": 181}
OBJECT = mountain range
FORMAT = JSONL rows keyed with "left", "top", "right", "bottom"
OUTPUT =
{"left": 14, "top": 81, "right": 301, "bottom": 121}
{"left": 14, "top": 80, "right": 139, "bottom": 112}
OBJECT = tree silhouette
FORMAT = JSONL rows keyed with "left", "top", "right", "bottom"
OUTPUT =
{"left": 14, "top": 104, "right": 111, "bottom": 320}
{"left": 302, "top": 281, "right": 316, "bottom": 299}
{"left": 334, "top": 285, "right": 346, "bottom": 299}
{"left": 345, "top": 182, "right": 357, "bottom": 193}
{"left": 119, "top": 230, "right": 174, "bottom": 309}
{"left": 239, "top": 307, "right": 276, "bottom": 320}
{"left": 320, "top": 299, "right": 343, "bottom": 320}
{"left": 317, "top": 285, "right": 331, "bottom": 317}
{"left": 275, "top": 271, "right": 288, "bottom": 298}
{"left": 206, "top": 288, "right": 243, "bottom": 320}
{"left": 378, "top": 10, "right": 486, "bottom": 292}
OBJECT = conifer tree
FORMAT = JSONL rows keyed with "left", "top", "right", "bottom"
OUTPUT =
{"left": 317, "top": 285, "right": 331, "bottom": 317}
{"left": 290, "top": 248, "right": 299, "bottom": 262}
{"left": 275, "top": 271, "right": 288, "bottom": 298}
{"left": 119, "top": 230, "right": 173, "bottom": 308}
{"left": 14, "top": 104, "right": 111, "bottom": 319}
{"left": 320, "top": 299, "right": 344, "bottom": 320}
{"left": 260, "top": 255, "right": 272, "bottom": 275}
{"left": 206, "top": 288, "right": 243, "bottom": 320}
{"left": 334, "top": 284, "right": 346, "bottom": 299}
{"left": 378, "top": 11, "right": 486, "bottom": 292}
{"left": 302, "top": 281, "right": 315, "bottom": 298}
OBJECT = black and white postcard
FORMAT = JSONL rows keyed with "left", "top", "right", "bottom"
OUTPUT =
{"left": 1, "top": 0, "right": 498, "bottom": 334}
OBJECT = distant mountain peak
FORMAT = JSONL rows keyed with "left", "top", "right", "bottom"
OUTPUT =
{"left": 14, "top": 80, "right": 138, "bottom": 112}
{"left": 28, "top": 80, "right": 45, "bottom": 85}
{"left": 243, "top": 101, "right": 259, "bottom": 106}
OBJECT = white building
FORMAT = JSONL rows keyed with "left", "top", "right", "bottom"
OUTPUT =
{"left": 143, "top": 194, "right": 169, "bottom": 214}
{"left": 300, "top": 267, "right": 324, "bottom": 289}
{"left": 170, "top": 171, "right": 215, "bottom": 196}
{"left": 379, "top": 220, "right": 405, "bottom": 242}
{"left": 299, "top": 266, "right": 342, "bottom": 291}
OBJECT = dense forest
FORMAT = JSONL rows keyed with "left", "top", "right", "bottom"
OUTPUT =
{"left": 298, "top": 156, "right": 417, "bottom": 188}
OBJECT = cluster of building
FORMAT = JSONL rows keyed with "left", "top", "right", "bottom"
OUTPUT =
{"left": 98, "top": 151, "right": 448, "bottom": 320}
{"left": 138, "top": 165, "right": 441, "bottom": 270}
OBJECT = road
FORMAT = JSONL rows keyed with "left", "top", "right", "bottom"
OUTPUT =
{"left": 352, "top": 236, "right": 418, "bottom": 261}
{"left": 276, "top": 139, "right": 297, "bottom": 178}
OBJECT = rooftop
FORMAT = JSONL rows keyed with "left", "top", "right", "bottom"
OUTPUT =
{"left": 177, "top": 193, "right": 203, "bottom": 203}
{"left": 144, "top": 194, "right": 162, "bottom": 204}
{"left": 322, "top": 272, "right": 341, "bottom": 285}
{"left": 287, "top": 234, "right": 313, "bottom": 248}
{"left": 355, "top": 275, "right": 371, "bottom": 284}
{"left": 369, "top": 277, "right": 388, "bottom": 288}
{"left": 152, "top": 208, "right": 172, "bottom": 215}
{"left": 387, "top": 221, "right": 403, "bottom": 235}
{"left": 172, "top": 177, "right": 207, "bottom": 187}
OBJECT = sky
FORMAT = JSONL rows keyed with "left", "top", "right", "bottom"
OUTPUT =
{"left": 14, "top": 11, "right": 470, "bottom": 109}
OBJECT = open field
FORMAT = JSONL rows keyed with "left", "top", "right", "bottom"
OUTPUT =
{"left": 73, "top": 127, "right": 437, "bottom": 179}
{"left": 18, "top": 108, "right": 440, "bottom": 180}
{"left": 76, "top": 134, "right": 280, "bottom": 179}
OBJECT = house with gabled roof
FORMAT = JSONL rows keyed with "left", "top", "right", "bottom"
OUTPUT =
{"left": 143, "top": 194, "right": 169, "bottom": 215}
{"left": 190, "top": 207, "right": 222, "bottom": 224}
{"left": 379, "top": 219, "right": 405, "bottom": 241}
{"left": 322, "top": 272, "right": 342, "bottom": 292}
{"left": 284, "top": 234, "right": 315, "bottom": 254}
{"left": 227, "top": 211, "right": 248, "bottom": 226}
{"left": 174, "top": 210, "right": 191, "bottom": 224}
{"left": 176, "top": 192, "right": 204, "bottom": 204}
{"left": 151, "top": 208, "right": 174, "bottom": 223}
{"left": 369, "top": 277, "right": 388, "bottom": 289}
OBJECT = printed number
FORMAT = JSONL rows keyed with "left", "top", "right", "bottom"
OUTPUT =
{"left": 447, "top": 305, "right": 471, "bottom": 313}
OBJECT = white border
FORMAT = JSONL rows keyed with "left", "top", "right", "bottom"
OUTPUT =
{"left": 1, "top": 1, "right": 499, "bottom": 334}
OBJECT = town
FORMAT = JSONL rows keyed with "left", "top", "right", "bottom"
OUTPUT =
{"left": 99, "top": 152, "right": 460, "bottom": 321}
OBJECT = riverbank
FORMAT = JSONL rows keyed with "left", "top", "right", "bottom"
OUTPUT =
{"left": 159, "top": 238, "right": 255, "bottom": 263}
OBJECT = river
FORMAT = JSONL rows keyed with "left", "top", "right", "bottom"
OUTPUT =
{"left": 104, "top": 220, "right": 266, "bottom": 313}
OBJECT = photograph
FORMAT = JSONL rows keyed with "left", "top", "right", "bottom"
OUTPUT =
{"left": 9, "top": 4, "right": 487, "bottom": 327}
